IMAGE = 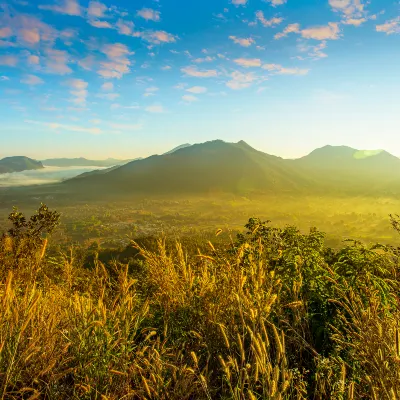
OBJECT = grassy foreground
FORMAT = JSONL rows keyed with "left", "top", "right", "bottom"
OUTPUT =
{"left": 1, "top": 205, "right": 400, "bottom": 399}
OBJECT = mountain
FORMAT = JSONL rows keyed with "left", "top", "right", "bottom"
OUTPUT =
{"left": 0, "top": 156, "right": 44, "bottom": 174}
{"left": 163, "top": 144, "right": 191, "bottom": 155}
{"left": 290, "top": 145, "right": 400, "bottom": 195}
{"left": 293, "top": 145, "right": 400, "bottom": 171}
{"left": 42, "top": 157, "right": 137, "bottom": 168}
{"left": 64, "top": 140, "right": 313, "bottom": 195}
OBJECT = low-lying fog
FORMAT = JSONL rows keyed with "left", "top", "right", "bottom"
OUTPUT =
{"left": 0, "top": 166, "right": 109, "bottom": 187}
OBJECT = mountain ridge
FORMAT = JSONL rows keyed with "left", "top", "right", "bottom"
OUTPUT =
{"left": 0, "top": 156, "right": 44, "bottom": 174}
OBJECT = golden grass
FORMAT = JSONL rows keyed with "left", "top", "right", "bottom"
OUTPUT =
{"left": 1, "top": 216, "right": 400, "bottom": 399}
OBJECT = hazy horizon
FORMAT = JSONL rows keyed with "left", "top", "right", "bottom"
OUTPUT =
{"left": 0, "top": 140, "right": 394, "bottom": 162}
{"left": 0, "top": 165, "right": 110, "bottom": 187}
{"left": 0, "top": 0, "right": 399, "bottom": 159}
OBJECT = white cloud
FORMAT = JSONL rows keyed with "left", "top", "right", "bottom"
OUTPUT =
{"left": 161, "top": 65, "right": 172, "bottom": 70}
{"left": 274, "top": 23, "right": 300, "bottom": 39}
{"left": 87, "top": 1, "right": 107, "bottom": 18}
{"left": 234, "top": 58, "right": 262, "bottom": 67}
{"left": 39, "top": 0, "right": 82, "bottom": 16}
{"left": 145, "top": 104, "right": 165, "bottom": 113}
{"left": 97, "top": 93, "right": 119, "bottom": 100}
{"left": 262, "top": 64, "right": 309, "bottom": 75}
{"left": 231, "top": 0, "right": 248, "bottom": 6}
{"left": 135, "top": 30, "right": 177, "bottom": 44}
{"left": 44, "top": 48, "right": 72, "bottom": 75}
{"left": 78, "top": 55, "right": 95, "bottom": 71}
{"left": 27, "top": 120, "right": 103, "bottom": 134}
{"left": 229, "top": 36, "right": 255, "bottom": 47}
{"left": 376, "top": 18, "right": 400, "bottom": 35}
{"left": 137, "top": 8, "right": 161, "bottom": 22}
{"left": 116, "top": 19, "right": 134, "bottom": 35}
{"left": 186, "top": 86, "right": 207, "bottom": 94}
{"left": 67, "top": 78, "right": 88, "bottom": 106}
{"left": 0, "top": 55, "right": 18, "bottom": 66}
{"left": 256, "top": 11, "right": 283, "bottom": 27}
{"left": 301, "top": 23, "right": 340, "bottom": 40}
{"left": 226, "top": 71, "right": 258, "bottom": 90}
{"left": 21, "top": 74, "right": 43, "bottom": 85}
{"left": 101, "top": 82, "right": 114, "bottom": 91}
{"left": 329, "top": 0, "right": 368, "bottom": 25}
{"left": 181, "top": 66, "right": 218, "bottom": 78}
{"left": 182, "top": 94, "right": 198, "bottom": 102}
{"left": 297, "top": 41, "right": 328, "bottom": 59}
{"left": 265, "top": 0, "right": 287, "bottom": 6}
{"left": 28, "top": 54, "right": 40, "bottom": 65}
{"left": 0, "top": 27, "right": 12, "bottom": 38}
{"left": 98, "top": 43, "right": 132, "bottom": 79}
{"left": 193, "top": 56, "right": 215, "bottom": 63}
{"left": 88, "top": 19, "right": 112, "bottom": 29}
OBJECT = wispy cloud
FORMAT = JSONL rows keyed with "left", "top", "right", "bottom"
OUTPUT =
{"left": 229, "top": 36, "right": 255, "bottom": 47}
{"left": 255, "top": 11, "right": 283, "bottom": 27}
{"left": 66, "top": 78, "right": 88, "bottom": 106}
{"left": 182, "top": 94, "right": 198, "bottom": 102}
{"left": 329, "top": 0, "right": 369, "bottom": 26}
{"left": 181, "top": 66, "right": 218, "bottom": 78}
{"left": 145, "top": 104, "right": 165, "bottom": 113}
{"left": 0, "top": 55, "right": 18, "bottom": 66}
{"left": 116, "top": 19, "right": 134, "bottom": 35}
{"left": 137, "top": 8, "right": 161, "bottom": 22}
{"left": 186, "top": 86, "right": 207, "bottom": 94}
{"left": 135, "top": 30, "right": 177, "bottom": 44}
{"left": 274, "top": 23, "right": 300, "bottom": 39}
{"left": 226, "top": 71, "right": 259, "bottom": 90}
{"left": 87, "top": 1, "right": 108, "bottom": 18}
{"left": 39, "top": 0, "right": 82, "bottom": 16}
{"left": 262, "top": 64, "right": 309, "bottom": 75}
{"left": 97, "top": 92, "right": 119, "bottom": 100}
{"left": 234, "top": 58, "right": 262, "bottom": 67}
{"left": 26, "top": 120, "right": 103, "bottom": 134}
{"left": 193, "top": 56, "right": 215, "bottom": 63}
{"left": 231, "top": 0, "right": 248, "bottom": 6}
{"left": 301, "top": 23, "right": 341, "bottom": 40}
{"left": 265, "top": 0, "right": 287, "bottom": 5}
{"left": 376, "top": 18, "right": 400, "bottom": 35}
{"left": 297, "top": 41, "right": 328, "bottom": 60}
{"left": 98, "top": 43, "right": 132, "bottom": 79}
{"left": 143, "top": 86, "right": 159, "bottom": 97}
{"left": 44, "top": 48, "right": 72, "bottom": 74}
{"left": 21, "top": 74, "right": 44, "bottom": 85}
{"left": 88, "top": 19, "right": 112, "bottom": 29}
{"left": 101, "top": 82, "right": 114, "bottom": 91}
{"left": 275, "top": 22, "right": 341, "bottom": 40}
{"left": 109, "top": 123, "right": 143, "bottom": 131}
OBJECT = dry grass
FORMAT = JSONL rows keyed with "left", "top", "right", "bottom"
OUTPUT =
{"left": 1, "top": 211, "right": 400, "bottom": 399}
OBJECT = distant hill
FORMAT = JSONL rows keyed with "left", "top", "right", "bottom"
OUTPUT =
{"left": 0, "top": 156, "right": 44, "bottom": 174}
{"left": 42, "top": 157, "right": 137, "bottom": 168}
{"left": 290, "top": 145, "right": 400, "bottom": 194}
{"left": 64, "top": 140, "right": 313, "bottom": 195}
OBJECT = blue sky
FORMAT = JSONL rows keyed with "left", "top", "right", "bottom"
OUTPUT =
{"left": 0, "top": 0, "right": 399, "bottom": 160}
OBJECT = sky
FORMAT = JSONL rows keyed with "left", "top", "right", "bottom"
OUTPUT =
{"left": 0, "top": 0, "right": 399, "bottom": 160}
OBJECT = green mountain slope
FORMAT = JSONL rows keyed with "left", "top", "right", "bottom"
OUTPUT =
{"left": 65, "top": 140, "right": 313, "bottom": 195}
{"left": 0, "top": 156, "right": 44, "bottom": 174}
{"left": 288, "top": 145, "right": 400, "bottom": 195}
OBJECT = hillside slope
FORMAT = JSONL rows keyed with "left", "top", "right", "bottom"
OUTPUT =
{"left": 289, "top": 145, "right": 400, "bottom": 195}
{"left": 0, "top": 156, "right": 44, "bottom": 174}
{"left": 65, "top": 140, "right": 313, "bottom": 195}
